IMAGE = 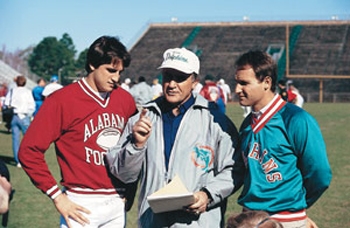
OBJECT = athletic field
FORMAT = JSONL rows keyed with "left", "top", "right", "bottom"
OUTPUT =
{"left": 0, "top": 102, "right": 349, "bottom": 227}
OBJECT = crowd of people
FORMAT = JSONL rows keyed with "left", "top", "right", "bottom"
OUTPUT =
{"left": 277, "top": 79, "right": 304, "bottom": 108}
{"left": 0, "top": 36, "right": 332, "bottom": 228}
{"left": 0, "top": 74, "right": 63, "bottom": 168}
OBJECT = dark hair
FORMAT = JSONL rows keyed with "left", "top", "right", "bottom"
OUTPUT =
{"left": 235, "top": 50, "right": 277, "bottom": 92}
{"left": 16, "top": 75, "right": 27, "bottom": 87}
{"left": 85, "top": 36, "right": 131, "bottom": 74}
{"left": 278, "top": 79, "right": 286, "bottom": 86}
{"left": 205, "top": 74, "right": 215, "bottom": 81}
{"left": 227, "top": 211, "right": 283, "bottom": 228}
{"left": 37, "top": 78, "right": 45, "bottom": 84}
{"left": 138, "top": 76, "right": 146, "bottom": 82}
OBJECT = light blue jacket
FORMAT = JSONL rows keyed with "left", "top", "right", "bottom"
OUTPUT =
{"left": 130, "top": 81, "right": 153, "bottom": 105}
{"left": 107, "top": 95, "right": 238, "bottom": 228}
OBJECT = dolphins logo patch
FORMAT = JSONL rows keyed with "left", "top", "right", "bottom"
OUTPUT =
{"left": 191, "top": 145, "right": 214, "bottom": 172}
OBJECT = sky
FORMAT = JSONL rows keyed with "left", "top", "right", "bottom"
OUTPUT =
{"left": 1, "top": 0, "right": 349, "bottom": 54}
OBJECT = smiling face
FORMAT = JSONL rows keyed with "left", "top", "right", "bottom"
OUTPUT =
{"left": 161, "top": 68, "right": 197, "bottom": 106}
{"left": 85, "top": 60, "right": 124, "bottom": 92}
{"left": 234, "top": 65, "right": 274, "bottom": 111}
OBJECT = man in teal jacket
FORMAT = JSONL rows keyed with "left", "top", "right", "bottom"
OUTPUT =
{"left": 233, "top": 50, "right": 332, "bottom": 228}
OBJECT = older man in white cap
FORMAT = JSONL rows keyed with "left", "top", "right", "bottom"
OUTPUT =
{"left": 107, "top": 47, "right": 239, "bottom": 228}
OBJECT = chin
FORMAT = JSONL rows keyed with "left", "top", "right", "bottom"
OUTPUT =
{"left": 104, "top": 86, "right": 115, "bottom": 92}
{"left": 165, "top": 97, "right": 181, "bottom": 104}
{"left": 239, "top": 101, "right": 248, "bottom": 106}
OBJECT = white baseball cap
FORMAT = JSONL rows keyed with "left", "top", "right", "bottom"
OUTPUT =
{"left": 158, "top": 47, "right": 200, "bottom": 74}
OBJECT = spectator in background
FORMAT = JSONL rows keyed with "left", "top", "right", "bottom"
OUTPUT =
{"left": 130, "top": 76, "right": 153, "bottom": 111}
{"left": 7, "top": 77, "right": 17, "bottom": 91}
{"left": 192, "top": 77, "right": 203, "bottom": 95}
{"left": 18, "top": 36, "right": 137, "bottom": 228}
{"left": 3, "top": 77, "right": 18, "bottom": 131}
{"left": 42, "top": 75, "right": 63, "bottom": 98}
{"left": 200, "top": 74, "right": 226, "bottom": 113}
{"left": 32, "top": 78, "right": 46, "bottom": 117}
{"left": 217, "top": 78, "right": 232, "bottom": 104}
{"left": 0, "top": 83, "right": 8, "bottom": 99}
{"left": 4, "top": 75, "right": 35, "bottom": 168}
{"left": 287, "top": 80, "right": 304, "bottom": 108}
{"left": 277, "top": 79, "right": 289, "bottom": 102}
{"left": 233, "top": 50, "right": 331, "bottom": 228}
{"left": 121, "top": 77, "right": 131, "bottom": 92}
{"left": 151, "top": 77, "right": 163, "bottom": 99}
{"left": 0, "top": 83, "right": 8, "bottom": 120}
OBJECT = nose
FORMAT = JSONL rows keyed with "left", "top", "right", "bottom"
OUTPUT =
{"left": 111, "top": 71, "right": 120, "bottom": 83}
{"left": 167, "top": 80, "right": 177, "bottom": 87}
{"left": 235, "top": 84, "right": 242, "bottom": 94}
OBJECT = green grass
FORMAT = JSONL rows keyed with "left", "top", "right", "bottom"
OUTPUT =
{"left": 0, "top": 102, "right": 349, "bottom": 227}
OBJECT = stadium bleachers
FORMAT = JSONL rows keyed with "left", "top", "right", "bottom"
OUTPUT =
{"left": 124, "top": 20, "right": 350, "bottom": 102}
{"left": 290, "top": 24, "right": 348, "bottom": 75}
{"left": 0, "top": 60, "right": 36, "bottom": 89}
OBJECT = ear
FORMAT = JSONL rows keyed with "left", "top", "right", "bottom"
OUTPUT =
{"left": 89, "top": 64, "right": 95, "bottom": 71}
{"left": 264, "top": 76, "right": 272, "bottom": 90}
{"left": 191, "top": 81, "right": 198, "bottom": 90}
{"left": 191, "top": 75, "right": 198, "bottom": 90}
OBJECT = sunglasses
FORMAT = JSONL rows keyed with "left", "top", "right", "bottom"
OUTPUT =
{"left": 162, "top": 69, "right": 192, "bottom": 83}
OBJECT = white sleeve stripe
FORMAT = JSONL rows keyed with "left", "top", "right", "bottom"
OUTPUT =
{"left": 51, "top": 190, "right": 62, "bottom": 199}
{"left": 46, "top": 185, "right": 59, "bottom": 195}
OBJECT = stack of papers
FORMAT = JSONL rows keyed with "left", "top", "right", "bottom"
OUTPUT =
{"left": 147, "top": 175, "right": 195, "bottom": 213}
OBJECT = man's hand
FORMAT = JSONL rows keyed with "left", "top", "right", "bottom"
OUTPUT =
{"left": 0, "top": 176, "right": 11, "bottom": 214}
{"left": 53, "top": 193, "right": 91, "bottom": 228}
{"left": 186, "top": 191, "right": 210, "bottom": 215}
{"left": 132, "top": 109, "right": 152, "bottom": 148}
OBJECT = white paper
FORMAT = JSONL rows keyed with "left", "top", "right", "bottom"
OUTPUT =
{"left": 147, "top": 175, "right": 195, "bottom": 213}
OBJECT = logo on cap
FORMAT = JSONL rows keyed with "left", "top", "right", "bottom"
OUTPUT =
{"left": 158, "top": 47, "right": 200, "bottom": 74}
